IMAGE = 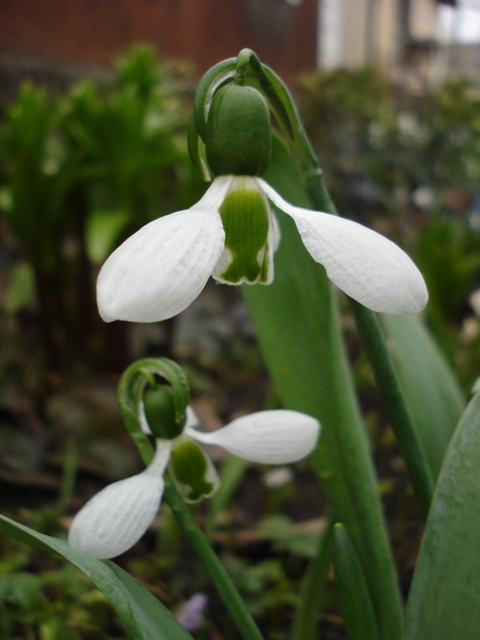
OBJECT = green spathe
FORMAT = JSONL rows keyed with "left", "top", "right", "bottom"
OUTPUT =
{"left": 216, "top": 177, "right": 271, "bottom": 284}
{"left": 206, "top": 85, "right": 271, "bottom": 177}
{"left": 169, "top": 439, "right": 217, "bottom": 503}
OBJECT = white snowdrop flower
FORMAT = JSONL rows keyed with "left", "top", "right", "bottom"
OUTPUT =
{"left": 97, "top": 80, "right": 427, "bottom": 323}
{"left": 68, "top": 405, "right": 320, "bottom": 559}
{"left": 97, "top": 174, "right": 428, "bottom": 323}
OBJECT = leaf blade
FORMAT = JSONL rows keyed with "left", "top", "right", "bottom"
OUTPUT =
{"left": 382, "top": 314, "right": 465, "bottom": 479}
{"left": 403, "top": 391, "right": 480, "bottom": 639}
{"left": 0, "top": 515, "right": 194, "bottom": 640}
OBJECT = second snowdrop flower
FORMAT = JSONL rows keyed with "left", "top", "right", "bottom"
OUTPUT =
{"left": 68, "top": 381, "right": 320, "bottom": 559}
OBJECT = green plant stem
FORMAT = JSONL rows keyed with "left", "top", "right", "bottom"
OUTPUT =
{"left": 163, "top": 476, "right": 265, "bottom": 640}
{"left": 349, "top": 300, "right": 434, "bottom": 519}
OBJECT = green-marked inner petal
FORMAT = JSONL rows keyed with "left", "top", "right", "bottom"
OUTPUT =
{"left": 169, "top": 439, "right": 219, "bottom": 503}
{"left": 213, "top": 177, "right": 272, "bottom": 285}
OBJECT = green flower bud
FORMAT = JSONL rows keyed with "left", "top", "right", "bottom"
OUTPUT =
{"left": 205, "top": 85, "right": 271, "bottom": 177}
{"left": 143, "top": 385, "right": 184, "bottom": 440}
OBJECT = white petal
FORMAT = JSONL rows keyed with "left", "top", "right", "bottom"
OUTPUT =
{"left": 97, "top": 177, "right": 233, "bottom": 323}
{"left": 188, "top": 409, "right": 320, "bottom": 464}
{"left": 259, "top": 180, "right": 428, "bottom": 315}
{"left": 184, "top": 405, "right": 200, "bottom": 430}
{"left": 68, "top": 442, "right": 170, "bottom": 559}
{"left": 271, "top": 211, "right": 281, "bottom": 253}
{"left": 138, "top": 397, "right": 152, "bottom": 435}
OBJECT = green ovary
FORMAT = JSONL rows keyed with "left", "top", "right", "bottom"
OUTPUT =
{"left": 218, "top": 179, "right": 270, "bottom": 284}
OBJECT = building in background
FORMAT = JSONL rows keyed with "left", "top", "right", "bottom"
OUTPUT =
{"left": 0, "top": 0, "right": 317, "bottom": 97}
{"left": 319, "top": 0, "right": 480, "bottom": 89}
{"left": 0, "top": 0, "right": 479, "bottom": 96}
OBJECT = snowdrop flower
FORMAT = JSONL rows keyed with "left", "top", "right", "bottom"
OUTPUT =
{"left": 97, "top": 174, "right": 427, "bottom": 322}
{"left": 97, "top": 83, "right": 428, "bottom": 323}
{"left": 68, "top": 405, "right": 319, "bottom": 559}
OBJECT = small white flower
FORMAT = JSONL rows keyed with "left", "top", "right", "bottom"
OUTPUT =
{"left": 68, "top": 406, "right": 320, "bottom": 559}
{"left": 97, "top": 176, "right": 428, "bottom": 323}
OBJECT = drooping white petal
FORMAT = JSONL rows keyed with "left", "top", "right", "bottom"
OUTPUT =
{"left": 68, "top": 442, "right": 171, "bottom": 559}
{"left": 138, "top": 397, "right": 152, "bottom": 435}
{"left": 97, "top": 177, "right": 233, "bottom": 323}
{"left": 184, "top": 405, "right": 200, "bottom": 430}
{"left": 271, "top": 211, "right": 281, "bottom": 253}
{"left": 187, "top": 409, "right": 320, "bottom": 464}
{"left": 258, "top": 179, "right": 428, "bottom": 315}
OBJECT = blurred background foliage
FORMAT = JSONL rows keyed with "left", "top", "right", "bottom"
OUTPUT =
{"left": 0, "top": 45, "right": 204, "bottom": 381}
{"left": 1, "top": 46, "right": 480, "bottom": 638}
{"left": 299, "top": 67, "right": 480, "bottom": 377}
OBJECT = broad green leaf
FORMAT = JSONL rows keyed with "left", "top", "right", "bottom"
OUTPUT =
{"left": 242, "top": 135, "right": 403, "bottom": 640}
{"left": 0, "top": 515, "right": 193, "bottom": 640}
{"left": 333, "top": 524, "right": 380, "bottom": 640}
{"left": 403, "top": 391, "right": 480, "bottom": 639}
{"left": 382, "top": 314, "right": 465, "bottom": 479}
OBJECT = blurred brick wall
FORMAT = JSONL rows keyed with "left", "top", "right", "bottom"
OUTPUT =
{"left": 0, "top": 0, "right": 317, "bottom": 78}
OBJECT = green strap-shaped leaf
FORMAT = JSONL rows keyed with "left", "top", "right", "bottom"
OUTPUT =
{"left": 243, "top": 135, "right": 403, "bottom": 640}
{"left": 403, "top": 390, "right": 480, "bottom": 639}
{"left": 333, "top": 523, "right": 380, "bottom": 640}
{"left": 0, "top": 515, "right": 194, "bottom": 640}
{"left": 382, "top": 314, "right": 465, "bottom": 480}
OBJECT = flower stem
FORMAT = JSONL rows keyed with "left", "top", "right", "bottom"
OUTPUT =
{"left": 290, "top": 112, "right": 434, "bottom": 517}
{"left": 305, "top": 156, "right": 434, "bottom": 519}
{"left": 163, "top": 476, "right": 265, "bottom": 640}
{"left": 348, "top": 300, "right": 434, "bottom": 519}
